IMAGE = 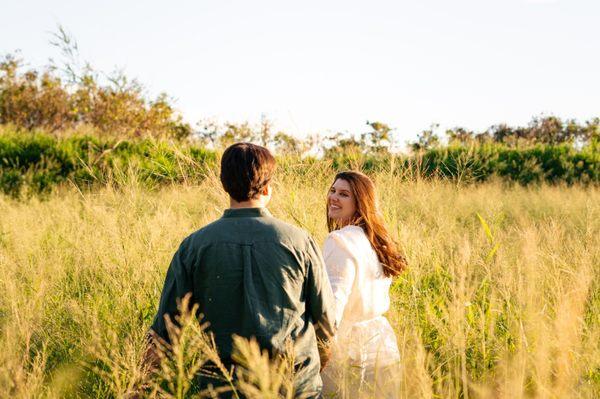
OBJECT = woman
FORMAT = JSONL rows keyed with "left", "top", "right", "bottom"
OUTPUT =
{"left": 321, "top": 171, "right": 407, "bottom": 399}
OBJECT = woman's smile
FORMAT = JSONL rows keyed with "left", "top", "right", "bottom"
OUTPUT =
{"left": 328, "top": 203, "right": 342, "bottom": 212}
{"left": 327, "top": 178, "right": 357, "bottom": 221}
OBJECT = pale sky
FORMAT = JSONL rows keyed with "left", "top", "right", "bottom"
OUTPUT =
{"left": 2, "top": 0, "right": 599, "bottom": 144}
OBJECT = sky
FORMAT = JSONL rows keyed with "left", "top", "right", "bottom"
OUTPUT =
{"left": 2, "top": 0, "right": 599, "bottom": 145}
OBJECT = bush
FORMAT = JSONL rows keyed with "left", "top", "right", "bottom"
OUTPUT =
{"left": 0, "top": 53, "right": 191, "bottom": 139}
{"left": 0, "top": 128, "right": 217, "bottom": 197}
{"left": 0, "top": 128, "right": 598, "bottom": 197}
{"left": 329, "top": 142, "right": 600, "bottom": 185}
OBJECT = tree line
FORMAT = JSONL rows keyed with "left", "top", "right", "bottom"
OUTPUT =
{"left": 0, "top": 27, "right": 192, "bottom": 139}
{"left": 1, "top": 27, "right": 598, "bottom": 196}
{"left": 1, "top": 28, "right": 598, "bottom": 155}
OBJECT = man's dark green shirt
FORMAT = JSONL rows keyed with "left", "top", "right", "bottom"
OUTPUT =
{"left": 151, "top": 207, "right": 336, "bottom": 396}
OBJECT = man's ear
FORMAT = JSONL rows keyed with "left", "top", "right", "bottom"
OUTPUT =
{"left": 261, "top": 184, "right": 271, "bottom": 197}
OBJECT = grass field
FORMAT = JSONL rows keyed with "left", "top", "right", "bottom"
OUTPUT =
{"left": 0, "top": 166, "right": 598, "bottom": 398}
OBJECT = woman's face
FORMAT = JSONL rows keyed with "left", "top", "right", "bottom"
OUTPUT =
{"left": 328, "top": 178, "right": 357, "bottom": 223}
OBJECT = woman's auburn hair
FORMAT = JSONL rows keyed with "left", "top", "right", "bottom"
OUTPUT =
{"left": 327, "top": 171, "right": 407, "bottom": 277}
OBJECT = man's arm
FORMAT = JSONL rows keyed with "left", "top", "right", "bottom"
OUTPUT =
{"left": 133, "top": 239, "right": 197, "bottom": 397}
{"left": 304, "top": 236, "right": 337, "bottom": 370}
{"left": 148, "top": 237, "right": 196, "bottom": 342}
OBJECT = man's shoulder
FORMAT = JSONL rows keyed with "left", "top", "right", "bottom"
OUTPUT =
{"left": 183, "top": 218, "right": 227, "bottom": 243}
{"left": 185, "top": 214, "right": 314, "bottom": 249}
{"left": 264, "top": 216, "right": 312, "bottom": 240}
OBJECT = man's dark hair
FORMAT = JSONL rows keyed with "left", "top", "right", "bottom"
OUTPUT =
{"left": 220, "top": 143, "right": 276, "bottom": 202}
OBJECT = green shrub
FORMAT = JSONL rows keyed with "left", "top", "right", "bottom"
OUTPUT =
{"left": 0, "top": 128, "right": 598, "bottom": 197}
{"left": 0, "top": 128, "right": 217, "bottom": 197}
{"left": 329, "top": 143, "right": 599, "bottom": 185}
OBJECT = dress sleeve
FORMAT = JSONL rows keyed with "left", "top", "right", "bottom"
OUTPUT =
{"left": 323, "top": 233, "right": 357, "bottom": 327}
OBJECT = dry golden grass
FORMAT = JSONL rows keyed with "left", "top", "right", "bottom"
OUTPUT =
{"left": 0, "top": 167, "right": 598, "bottom": 398}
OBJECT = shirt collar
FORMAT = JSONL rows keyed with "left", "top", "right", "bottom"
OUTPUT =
{"left": 222, "top": 207, "right": 273, "bottom": 218}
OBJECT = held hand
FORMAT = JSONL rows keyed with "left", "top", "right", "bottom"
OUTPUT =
{"left": 318, "top": 338, "right": 333, "bottom": 371}
{"left": 128, "top": 330, "right": 164, "bottom": 398}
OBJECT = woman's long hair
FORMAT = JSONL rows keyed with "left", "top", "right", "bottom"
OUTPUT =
{"left": 327, "top": 171, "right": 407, "bottom": 277}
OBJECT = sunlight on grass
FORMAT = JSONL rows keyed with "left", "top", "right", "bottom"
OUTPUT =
{"left": 0, "top": 166, "right": 598, "bottom": 398}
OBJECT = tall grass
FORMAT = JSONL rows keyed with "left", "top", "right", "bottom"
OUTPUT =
{"left": 0, "top": 166, "right": 598, "bottom": 398}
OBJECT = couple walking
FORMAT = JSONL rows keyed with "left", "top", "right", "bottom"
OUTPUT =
{"left": 148, "top": 143, "right": 407, "bottom": 398}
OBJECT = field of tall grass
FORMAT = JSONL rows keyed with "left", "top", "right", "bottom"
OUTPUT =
{"left": 0, "top": 165, "right": 598, "bottom": 398}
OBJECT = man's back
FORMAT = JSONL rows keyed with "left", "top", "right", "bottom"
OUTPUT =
{"left": 151, "top": 207, "right": 335, "bottom": 396}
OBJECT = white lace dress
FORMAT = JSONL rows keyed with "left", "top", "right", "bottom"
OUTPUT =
{"left": 321, "top": 225, "right": 400, "bottom": 398}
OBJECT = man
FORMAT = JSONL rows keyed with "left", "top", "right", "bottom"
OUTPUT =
{"left": 148, "top": 142, "right": 336, "bottom": 397}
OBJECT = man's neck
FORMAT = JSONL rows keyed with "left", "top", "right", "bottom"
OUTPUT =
{"left": 229, "top": 199, "right": 265, "bottom": 209}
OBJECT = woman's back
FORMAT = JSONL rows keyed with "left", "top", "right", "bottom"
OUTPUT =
{"left": 324, "top": 225, "right": 391, "bottom": 324}
{"left": 323, "top": 225, "right": 400, "bottom": 368}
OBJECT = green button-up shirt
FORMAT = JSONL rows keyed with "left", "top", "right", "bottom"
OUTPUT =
{"left": 151, "top": 207, "right": 336, "bottom": 397}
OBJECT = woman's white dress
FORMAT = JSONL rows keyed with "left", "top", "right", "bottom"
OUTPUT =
{"left": 321, "top": 225, "right": 400, "bottom": 398}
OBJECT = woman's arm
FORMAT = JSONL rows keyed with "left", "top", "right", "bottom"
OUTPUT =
{"left": 323, "top": 234, "right": 357, "bottom": 327}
